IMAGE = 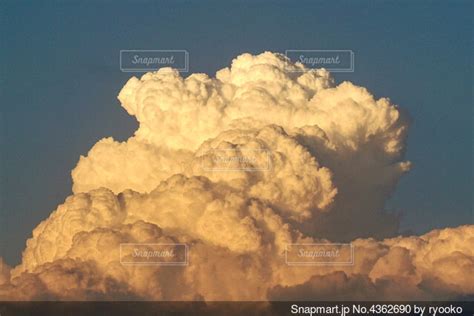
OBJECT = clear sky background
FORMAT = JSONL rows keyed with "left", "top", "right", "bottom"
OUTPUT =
{"left": 0, "top": 0, "right": 472, "bottom": 265}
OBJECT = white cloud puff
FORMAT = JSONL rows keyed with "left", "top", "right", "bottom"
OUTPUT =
{"left": 1, "top": 52, "right": 471, "bottom": 301}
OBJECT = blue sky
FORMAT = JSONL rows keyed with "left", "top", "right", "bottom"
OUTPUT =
{"left": 0, "top": 0, "right": 472, "bottom": 265}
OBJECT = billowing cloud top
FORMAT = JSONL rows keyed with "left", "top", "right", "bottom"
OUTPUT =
{"left": 1, "top": 52, "right": 471, "bottom": 301}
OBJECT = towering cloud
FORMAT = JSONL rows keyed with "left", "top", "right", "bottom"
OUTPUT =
{"left": 1, "top": 52, "right": 471, "bottom": 301}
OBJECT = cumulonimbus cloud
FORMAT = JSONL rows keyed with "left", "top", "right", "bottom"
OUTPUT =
{"left": 0, "top": 52, "right": 471, "bottom": 301}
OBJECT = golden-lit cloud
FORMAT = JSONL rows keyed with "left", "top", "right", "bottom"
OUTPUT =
{"left": 0, "top": 52, "right": 471, "bottom": 301}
